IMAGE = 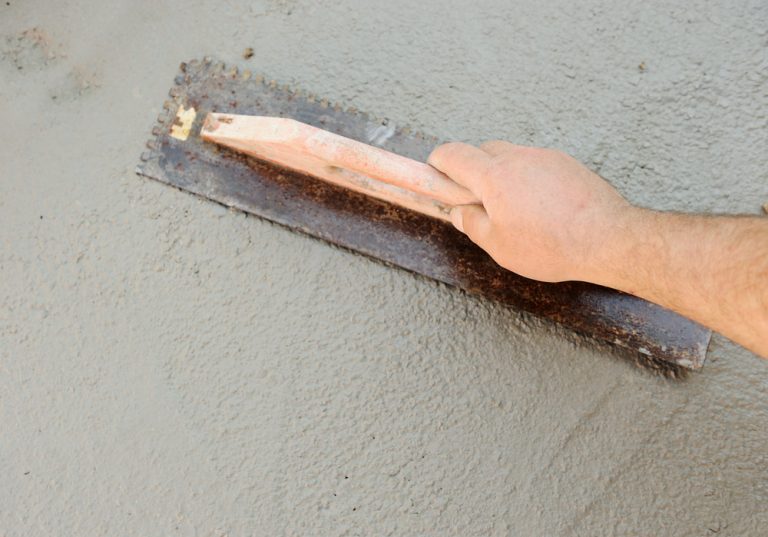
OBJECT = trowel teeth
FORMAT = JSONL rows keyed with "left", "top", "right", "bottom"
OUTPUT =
{"left": 241, "top": 69, "right": 252, "bottom": 80}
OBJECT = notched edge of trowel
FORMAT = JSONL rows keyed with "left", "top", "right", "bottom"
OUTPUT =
{"left": 136, "top": 57, "right": 712, "bottom": 375}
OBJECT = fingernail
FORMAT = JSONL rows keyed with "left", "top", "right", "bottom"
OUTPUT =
{"left": 450, "top": 208, "right": 464, "bottom": 233}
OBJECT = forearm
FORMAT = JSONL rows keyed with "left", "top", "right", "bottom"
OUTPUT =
{"left": 596, "top": 208, "right": 768, "bottom": 357}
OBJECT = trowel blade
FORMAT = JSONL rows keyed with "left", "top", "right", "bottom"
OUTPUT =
{"left": 136, "top": 58, "right": 711, "bottom": 372}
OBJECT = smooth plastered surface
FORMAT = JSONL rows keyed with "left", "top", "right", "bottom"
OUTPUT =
{"left": 1, "top": 1, "right": 767, "bottom": 535}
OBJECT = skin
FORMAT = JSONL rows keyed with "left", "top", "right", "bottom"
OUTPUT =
{"left": 428, "top": 141, "right": 768, "bottom": 359}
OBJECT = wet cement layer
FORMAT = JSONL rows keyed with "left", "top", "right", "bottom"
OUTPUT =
{"left": 1, "top": 1, "right": 767, "bottom": 535}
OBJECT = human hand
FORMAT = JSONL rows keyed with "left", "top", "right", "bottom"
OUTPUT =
{"left": 428, "top": 141, "right": 768, "bottom": 357}
{"left": 428, "top": 141, "right": 633, "bottom": 284}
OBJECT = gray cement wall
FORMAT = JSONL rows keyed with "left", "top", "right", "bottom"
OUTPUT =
{"left": 1, "top": 1, "right": 766, "bottom": 535}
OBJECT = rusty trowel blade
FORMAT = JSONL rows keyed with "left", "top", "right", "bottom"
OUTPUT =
{"left": 136, "top": 58, "right": 711, "bottom": 372}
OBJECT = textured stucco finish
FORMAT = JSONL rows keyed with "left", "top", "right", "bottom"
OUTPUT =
{"left": 1, "top": 1, "right": 767, "bottom": 535}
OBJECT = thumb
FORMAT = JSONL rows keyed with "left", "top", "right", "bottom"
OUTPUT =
{"left": 450, "top": 204, "right": 493, "bottom": 246}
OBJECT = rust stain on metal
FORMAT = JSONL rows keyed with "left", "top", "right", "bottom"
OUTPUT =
{"left": 136, "top": 58, "right": 712, "bottom": 372}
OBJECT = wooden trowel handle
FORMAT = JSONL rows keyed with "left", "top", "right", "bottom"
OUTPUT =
{"left": 200, "top": 113, "right": 480, "bottom": 222}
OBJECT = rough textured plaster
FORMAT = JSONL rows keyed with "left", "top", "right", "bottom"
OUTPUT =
{"left": 1, "top": 1, "right": 767, "bottom": 535}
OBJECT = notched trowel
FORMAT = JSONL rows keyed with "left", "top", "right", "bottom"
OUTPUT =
{"left": 136, "top": 58, "right": 711, "bottom": 374}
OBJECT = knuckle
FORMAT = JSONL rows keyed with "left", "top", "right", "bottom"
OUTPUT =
{"left": 442, "top": 141, "right": 469, "bottom": 153}
{"left": 517, "top": 146, "right": 549, "bottom": 158}
{"left": 429, "top": 142, "right": 469, "bottom": 164}
{"left": 429, "top": 142, "right": 454, "bottom": 160}
{"left": 479, "top": 139, "right": 509, "bottom": 151}
{"left": 507, "top": 146, "right": 571, "bottom": 166}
